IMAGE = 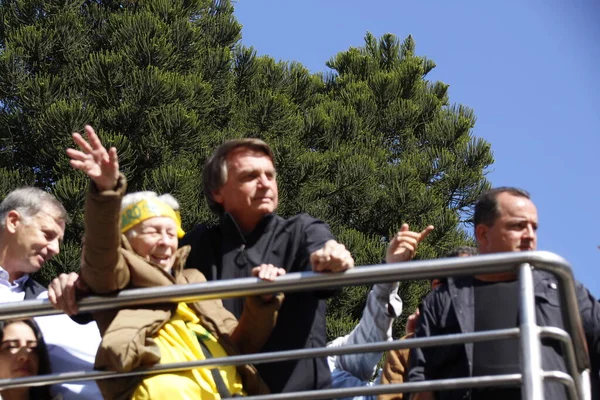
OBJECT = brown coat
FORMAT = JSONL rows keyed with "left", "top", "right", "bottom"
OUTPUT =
{"left": 81, "top": 176, "right": 281, "bottom": 399}
{"left": 378, "top": 333, "right": 413, "bottom": 400}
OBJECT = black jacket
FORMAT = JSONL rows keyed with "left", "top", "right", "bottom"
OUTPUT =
{"left": 409, "top": 270, "right": 600, "bottom": 400}
{"left": 181, "top": 212, "right": 336, "bottom": 393}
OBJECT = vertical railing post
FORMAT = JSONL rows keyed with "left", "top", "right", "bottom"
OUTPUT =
{"left": 518, "top": 263, "right": 544, "bottom": 400}
{"left": 579, "top": 369, "right": 591, "bottom": 400}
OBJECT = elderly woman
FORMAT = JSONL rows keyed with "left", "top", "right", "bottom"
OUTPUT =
{"left": 0, "top": 319, "right": 52, "bottom": 400}
{"left": 67, "top": 126, "right": 285, "bottom": 400}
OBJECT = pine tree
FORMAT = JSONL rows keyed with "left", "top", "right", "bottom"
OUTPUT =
{"left": 0, "top": 0, "right": 242, "bottom": 282}
{"left": 0, "top": 1, "right": 493, "bottom": 340}
{"left": 307, "top": 33, "right": 494, "bottom": 338}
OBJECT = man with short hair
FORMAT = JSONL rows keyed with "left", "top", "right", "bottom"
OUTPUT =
{"left": 0, "top": 187, "right": 102, "bottom": 399}
{"left": 0, "top": 188, "right": 67, "bottom": 287}
{"left": 181, "top": 138, "right": 355, "bottom": 393}
{"left": 408, "top": 187, "right": 600, "bottom": 400}
{"left": 443, "top": 246, "right": 479, "bottom": 259}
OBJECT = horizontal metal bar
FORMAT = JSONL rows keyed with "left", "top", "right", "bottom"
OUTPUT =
{"left": 0, "top": 250, "right": 573, "bottom": 316}
{"left": 0, "top": 251, "right": 589, "bottom": 388}
{"left": 0, "top": 367, "right": 583, "bottom": 400}
{"left": 540, "top": 326, "right": 585, "bottom": 399}
{"left": 0, "top": 328, "right": 522, "bottom": 390}
{"left": 237, "top": 374, "right": 524, "bottom": 400}
{"left": 0, "top": 373, "right": 524, "bottom": 400}
{"left": 543, "top": 371, "right": 577, "bottom": 400}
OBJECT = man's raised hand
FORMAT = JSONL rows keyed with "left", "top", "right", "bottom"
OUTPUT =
{"left": 386, "top": 223, "right": 434, "bottom": 263}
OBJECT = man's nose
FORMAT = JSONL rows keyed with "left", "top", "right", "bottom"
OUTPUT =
{"left": 48, "top": 239, "right": 60, "bottom": 257}
{"left": 523, "top": 224, "right": 536, "bottom": 240}
{"left": 257, "top": 173, "right": 270, "bottom": 187}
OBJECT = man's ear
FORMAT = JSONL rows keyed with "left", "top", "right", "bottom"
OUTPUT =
{"left": 212, "top": 190, "right": 224, "bottom": 205}
{"left": 475, "top": 224, "right": 488, "bottom": 248}
{"left": 4, "top": 210, "right": 22, "bottom": 234}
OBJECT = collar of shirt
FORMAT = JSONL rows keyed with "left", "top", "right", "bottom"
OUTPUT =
{"left": 0, "top": 266, "right": 30, "bottom": 291}
{"left": 220, "top": 212, "right": 276, "bottom": 246}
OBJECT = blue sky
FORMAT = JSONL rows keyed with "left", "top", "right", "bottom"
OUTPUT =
{"left": 234, "top": 0, "right": 600, "bottom": 297}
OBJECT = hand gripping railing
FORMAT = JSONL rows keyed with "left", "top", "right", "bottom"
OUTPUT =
{"left": 0, "top": 251, "right": 592, "bottom": 400}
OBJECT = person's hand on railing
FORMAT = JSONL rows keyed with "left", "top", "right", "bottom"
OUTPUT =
{"left": 66, "top": 125, "right": 119, "bottom": 192}
{"left": 252, "top": 264, "right": 286, "bottom": 302}
{"left": 252, "top": 264, "right": 286, "bottom": 281}
{"left": 386, "top": 223, "right": 434, "bottom": 264}
{"left": 310, "top": 240, "right": 355, "bottom": 273}
{"left": 405, "top": 308, "right": 420, "bottom": 336}
{"left": 47, "top": 272, "right": 90, "bottom": 316}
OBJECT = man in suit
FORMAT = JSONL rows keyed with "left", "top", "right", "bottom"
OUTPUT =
{"left": 0, "top": 187, "right": 102, "bottom": 399}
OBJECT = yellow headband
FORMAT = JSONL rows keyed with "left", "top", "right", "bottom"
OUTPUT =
{"left": 120, "top": 198, "right": 186, "bottom": 238}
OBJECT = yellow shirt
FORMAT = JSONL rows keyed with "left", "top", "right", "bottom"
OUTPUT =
{"left": 132, "top": 302, "right": 245, "bottom": 400}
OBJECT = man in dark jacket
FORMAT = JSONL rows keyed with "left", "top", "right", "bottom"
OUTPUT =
{"left": 408, "top": 187, "right": 600, "bottom": 400}
{"left": 181, "top": 138, "right": 355, "bottom": 393}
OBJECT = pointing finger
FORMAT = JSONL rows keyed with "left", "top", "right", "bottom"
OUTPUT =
{"left": 418, "top": 225, "right": 435, "bottom": 242}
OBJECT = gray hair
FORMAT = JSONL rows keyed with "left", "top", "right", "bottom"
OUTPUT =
{"left": 0, "top": 187, "right": 69, "bottom": 230}
{"left": 121, "top": 191, "right": 181, "bottom": 212}
{"left": 202, "top": 138, "right": 275, "bottom": 214}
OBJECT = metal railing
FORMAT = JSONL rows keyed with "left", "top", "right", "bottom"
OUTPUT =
{"left": 0, "top": 251, "right": 592, "bottom": 399}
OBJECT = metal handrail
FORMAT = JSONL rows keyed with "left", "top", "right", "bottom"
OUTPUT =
{"left": 0, "top": 374, "right": 527, "bottom": 400}
{"left": 0, "top": 327, "right": 583, "bottom": 398}
{"left": 0, "top": 251, "right": 591, "bottom": 399}
{"left": 519, "top": 263, "right": 545, "bottom": 398}
{"left": 544, "top": 371, "right": 578, "bottom": 400}
{"left": 0, "top": 251, "right": 588, "bottom": 366}
{"left": 540, "top": 326, "right": 582, "bottom": 398}
{"left": 0, "top": 328, "right": 523, "bottom": 389}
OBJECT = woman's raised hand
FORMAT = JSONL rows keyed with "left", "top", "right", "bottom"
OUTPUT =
{"left": 66, "top": 125, "right": 119, "bottom": 192}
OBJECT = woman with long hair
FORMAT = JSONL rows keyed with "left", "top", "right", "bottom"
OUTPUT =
{"left": 0, "top": 319, "right": 52, "bottom": 400}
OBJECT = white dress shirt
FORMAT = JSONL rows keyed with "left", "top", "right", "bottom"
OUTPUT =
{"left": 0, "top": 267, "right": 28, "bottom": 302}
{"left": 0, "top": 266, "right": 102, "bottom": 399}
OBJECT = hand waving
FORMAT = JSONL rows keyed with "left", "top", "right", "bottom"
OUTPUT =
{"left": 66, "top": 125, "right": 119, "bottom": 192}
